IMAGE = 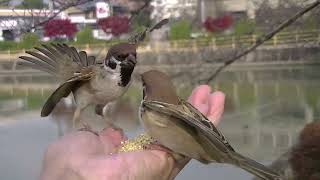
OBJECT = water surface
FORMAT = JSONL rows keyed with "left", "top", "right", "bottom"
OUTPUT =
{"left": 1, "top": 64, "right": 319, "bottom": 180}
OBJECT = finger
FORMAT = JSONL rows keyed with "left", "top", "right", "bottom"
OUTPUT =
{"left": 188, "top": 85, "right": 211, "bottom": 115}
{"left": 129, "top": 150, "right": 175, "bottom": 180}
{"left": 207, "top": 91, "right": 225, "bottom": 126}
{"left": 75, "top": 150, "right": 175, "bottom": 180}
{"left": 99, "top": 127, "right": 127, "bottom": 154}
{"left": 40, "top": 131, "right": 104, "bottom": 180}
{"left": 48, "top": 131, "right": 103, "bottom": 156}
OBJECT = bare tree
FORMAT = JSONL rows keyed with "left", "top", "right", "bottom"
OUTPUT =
{"left": 197, "top": 0, "right": 320, "bottom": 83}
{"left": 1, "top": 0, "right": 152, "bottom": 38}
{"left": 164, "top": 0, "right": 320, "bottom": 85}
{"left": 16, "top": 0, "right": 93, "bottom": 34}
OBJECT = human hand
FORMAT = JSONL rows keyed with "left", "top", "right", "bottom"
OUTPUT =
{"left": 39, "top": 85, "right": 225, "bottom": 180}
{"left": 188, "top": 85, "right": 225, "bottom": 125}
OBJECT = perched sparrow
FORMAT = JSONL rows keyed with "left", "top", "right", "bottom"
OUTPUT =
{"left": 140, "top": 70, "right": 282, "bottom": 180}
{"left": 18, "top": 42, "right": 137, "bottom": 127}
{"left": 18, "top": 19, "right": 169, "bottom": 129}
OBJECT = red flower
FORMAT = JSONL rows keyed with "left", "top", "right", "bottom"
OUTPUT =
{"left": 97, "top": 16, "right": 129, "bottom": 37}
{"left": 44, "top": 19, "right": 77, "bottom": 38}
{"left": 203, "top": 15, "right": 233, "bottom": 32}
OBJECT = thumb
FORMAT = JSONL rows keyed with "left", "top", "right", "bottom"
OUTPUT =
{"left": 75, "top": 150, "right": 176, "bottom": 180}
{"left": 118, "top": 150, "right": 175, "bottom": 180}
{"left": 99, "top": 127, "right": 127, "bottom": 154}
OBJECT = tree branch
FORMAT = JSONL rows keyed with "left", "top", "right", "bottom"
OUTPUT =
{"left": 202, "top": 0, "right": 320, "bottom": 84}
{"left": 17, "top": 0, "right": 92, "bottom": 34}
{"left": 128, "top": 0, "right": 152, "bottom": 23}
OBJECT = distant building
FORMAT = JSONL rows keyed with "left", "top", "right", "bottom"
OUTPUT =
{"left": 59, "top": 2, "right": 111, "bottom": 40}
{"left": 151, "top": 0, "right": 196, "bottom": 20}
{"left": 162, "top": 0, "right": 310, "bottom": 22}
{"left": 0, "top": 1, "right": 130, "bottom": 41}
{"left": 0, "top": 9, "right": 62, "bottom": 41}
{"left": 202, "top": 0, "right": 311, "bottom": 20}
{"left": 199, "top": 0, "right": 255, "bottom": 21}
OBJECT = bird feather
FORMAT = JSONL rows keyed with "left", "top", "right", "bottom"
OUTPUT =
{"left": 142, "top": 100, "right": 234, "bottom": 153}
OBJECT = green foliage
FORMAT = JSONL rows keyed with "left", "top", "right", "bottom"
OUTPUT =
{"left": 19, "top": 33, "right": 40, "bottom": 49}
{"left": 16, "top": 0, "right": 46, "bottom": 9}
{"left": 169, "top": 20, "right": 191, "bottom": 40}
{"left": 75, "top": 26, "right": 94, "bottom": 44}
{"left": 131, "top": 12, "right": 152, "bottom": 33}
{"left": 0, "top": 41, "right": 18, "bottom": 51}
{"left": 0, "top": 90, "right": 50, "bottom": 110}
{"left": 233, "top": 19, "right": 256, "bottom": 36}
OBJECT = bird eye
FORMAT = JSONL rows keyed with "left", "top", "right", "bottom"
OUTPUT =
{"left": 107, "top": 60, "right": 116, "bottom": 69}
{"left": 106, "top": 56, "right": 118, "bottom": 69}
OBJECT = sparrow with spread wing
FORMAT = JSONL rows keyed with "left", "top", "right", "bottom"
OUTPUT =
{"left": 139, "top": 70, "right": 282, "bottom": 180}
{"left": 18, "top": 19, "right": 169, "bottom": 129}
{"left": 19, "top": 43, "right": 137, "bottom": 128}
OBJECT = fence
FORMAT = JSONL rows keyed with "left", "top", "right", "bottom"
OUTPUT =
{"left": 0, "top": 29, "right": 320, "bottom": 62}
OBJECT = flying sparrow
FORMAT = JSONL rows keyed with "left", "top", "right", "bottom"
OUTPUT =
{"left": 139, "top": 70, "right": 282, "bottom": 180}
{"left": 18, "top": 19, "right": 168, "bottom": 129}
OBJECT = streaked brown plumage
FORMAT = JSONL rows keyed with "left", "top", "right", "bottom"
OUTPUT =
{"left": 19, "top": 43, "right": 137, "bottom": 127}
{"left": 18, "top": 19, "right": 169, "bottom": 129}
{"left": 140, "top": 70, "right": 282, "bottom": 180}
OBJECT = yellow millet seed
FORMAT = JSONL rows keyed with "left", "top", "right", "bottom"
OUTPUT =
{"left": 118, "top": 133, "right": 154, "bottom": 153}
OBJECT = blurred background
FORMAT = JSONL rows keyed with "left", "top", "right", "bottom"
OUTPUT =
{"left": 0, "top": 0, "right": 320, "bottom": 179}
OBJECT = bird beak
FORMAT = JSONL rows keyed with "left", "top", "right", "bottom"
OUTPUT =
{"left": 126, "top": 54, "right": 137, "bottom": 65}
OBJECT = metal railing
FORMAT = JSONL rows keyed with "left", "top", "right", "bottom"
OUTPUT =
{"left": 0, "top": 29, "right": 319, "bottom": 62}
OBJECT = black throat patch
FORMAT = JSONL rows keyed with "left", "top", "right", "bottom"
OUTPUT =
{"left": 119, "top": 64, "right": 134, "bottom": 87}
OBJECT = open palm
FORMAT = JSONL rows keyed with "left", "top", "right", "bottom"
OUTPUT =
{"left": 39, "top": 85, "right": 225, "bottom": 180}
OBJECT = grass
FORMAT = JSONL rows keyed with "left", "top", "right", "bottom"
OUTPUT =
{"left": 0, "top": 89, "right": 51, "bottom": 110}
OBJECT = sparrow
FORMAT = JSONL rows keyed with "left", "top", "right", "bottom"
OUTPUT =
{"left": 139, "top": 70, "right": 282, "bottom": 180}
{"left": 18, "top": 19, "right": 169, "bottom": 129}
{"left": 18, "top": 42, "right": 137, "bottom": 127}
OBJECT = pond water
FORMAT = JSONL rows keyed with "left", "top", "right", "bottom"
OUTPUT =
{"left": 0, "top": 64, "right": 319, "bottom": 180}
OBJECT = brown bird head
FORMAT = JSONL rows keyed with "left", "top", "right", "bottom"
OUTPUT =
{"left": 141, "top": 70, "right": 180, "bottom": 105}
{"left": 105, "top": 43, "right": 138, "bottom": 86}
{"left": 105, "top": 43, "right": 137, "bottom": 69}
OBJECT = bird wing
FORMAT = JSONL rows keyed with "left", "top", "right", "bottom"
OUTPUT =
{"left": 179, "top": 99, "right": 234, "bottom": 151}
{"left": 41, "top": 68, "right": 95, "bottom": 117}
{"left": 143, "top": 100, "right": 282, "bottom": 179}
{"left": 18, "top": 43, "right": 97, "bottom": 117}
{"left": 18, "top": 43, "right": 97, "bottom": 81}
{"left": 142, "top": 100, "right": 235, "bottom": 153}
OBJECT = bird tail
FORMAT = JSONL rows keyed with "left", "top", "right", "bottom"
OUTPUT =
{"left": 231, "top": 151, "right": 282, "bottom": 180}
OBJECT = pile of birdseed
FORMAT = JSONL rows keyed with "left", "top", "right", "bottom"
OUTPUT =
{"left": 118, "top": 133, "right": 154, "bottom": 153}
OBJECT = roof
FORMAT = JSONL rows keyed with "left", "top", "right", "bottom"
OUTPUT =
{"left": 65, "top": 7, "right": 83, "bottom": 14}
{"left": 0, "top": 9, "right": 59, "bottom": 17}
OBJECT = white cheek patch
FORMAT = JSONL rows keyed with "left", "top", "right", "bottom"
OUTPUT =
{"left": 104, "top": 56, "right": 122, "bottom": 73}
{"left": 112, "top": 56, "right": 122, "bottom": 65}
